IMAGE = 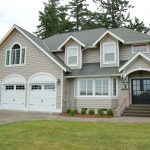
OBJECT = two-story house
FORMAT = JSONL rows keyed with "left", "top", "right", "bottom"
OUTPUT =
{"left": 0, "top": 25, "right": 150, "bottom": 116}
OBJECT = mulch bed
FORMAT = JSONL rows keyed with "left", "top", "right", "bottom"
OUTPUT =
{"left": 59, "top": 113, "right": 112, "bottom": 118}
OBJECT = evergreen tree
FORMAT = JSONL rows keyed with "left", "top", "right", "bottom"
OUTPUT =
{"left": 127, "top": 17, "right": 150, "bottom": 33}
{"left": 35, "top": 0, "right": 72, "bottom": 39}
{"left": 93, "top": 0, "right": 134, "bottom": 28}
{"left": 67, "top": 0, "right": 92, "bottom": 31}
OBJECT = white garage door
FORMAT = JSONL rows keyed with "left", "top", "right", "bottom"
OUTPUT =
{"left": 2, "top": 75, "right": 26, "bottom": 110}
{"left": 28, "top": 73, "right": 56, "bottom": 112}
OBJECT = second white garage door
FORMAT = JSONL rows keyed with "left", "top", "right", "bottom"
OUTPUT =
{"left": 28, "top": 73, "right": 57, "bottom": 112}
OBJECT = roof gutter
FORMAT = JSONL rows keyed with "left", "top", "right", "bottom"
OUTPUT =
{"left": 65, "top": 74, "right": 122, "bottom": 78}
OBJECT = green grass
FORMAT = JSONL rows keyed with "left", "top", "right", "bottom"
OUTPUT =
{"left": 0, "top": 121, "right": 150, "bottom": 150}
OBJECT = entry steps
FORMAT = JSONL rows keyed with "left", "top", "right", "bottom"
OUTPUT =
{"left": 122, "top": 104, "right": 150, "bottom": 117}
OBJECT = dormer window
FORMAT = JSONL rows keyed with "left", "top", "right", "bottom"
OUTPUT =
{"left": 103, "top": 42, "right": 116, "bottom": 64}
{"left": 5, "top": 43, "right": 26, "bottom": 66}
{"left": 132, "top": 44, "right": 149, "bottom": 54}
{"left": 66, "top": 46, "right": 78, "bottom": 66}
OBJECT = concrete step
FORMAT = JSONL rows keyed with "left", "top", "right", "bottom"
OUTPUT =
{"left": 126, "top": 107, "right": 150, "bottom": 111}
{"left": 123, "top": 110, "right": 150, "bottom": 114}
{"left": 122, "top": 113, "right": 150, "bottom": 117}
{"left": 129, "top": 104, "right": 150, "bottom": 108}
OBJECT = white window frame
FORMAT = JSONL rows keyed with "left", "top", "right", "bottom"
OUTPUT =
{"left": 103, "top": 42, "right": 117, "bottom": 64}
{"left": 66, "top": 46, "right": 78, "bottom": 66}
{"left": 77, "top": 78, "right": 111, "bottom": 98}
{"left": 5, "top": 43, "right": 26, "bottom": 67}
{"left": 112, "top": 78, "right": 118, "bottom": 97}
{"left": 132, "top": 44, "right": 149, "bottom": 54}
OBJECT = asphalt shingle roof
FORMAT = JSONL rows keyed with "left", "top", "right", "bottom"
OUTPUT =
{"left": 65, "top": 61, "right": 127, "bottom": 77}
{"left": 43, "top": 28, "right": 150, "bottom": 51}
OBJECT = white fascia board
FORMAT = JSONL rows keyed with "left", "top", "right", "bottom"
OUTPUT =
{"left": 57, "top": 35, "right": 85, "bottom": 50}
{"left": 119, "top": 52, "right": 150, "bottom": 72}
{"left": 92, "top": 30, "right": 125, "bottom": 46}
{"left": 65, "top": 74, "right": 122, "bottom": 78}
{"left": 14, "top": 26, "right": 67, "bottom": 72}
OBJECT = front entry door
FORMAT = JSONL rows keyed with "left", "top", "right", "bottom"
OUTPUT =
{"left": 131, "top": 79, "right": 150, "bottom": 104}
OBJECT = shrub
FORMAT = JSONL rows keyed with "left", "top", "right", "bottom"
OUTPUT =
{"left": 81, "top": 108, "right": 87, "bottom": 114}
{"left": 73, "top": 109, "right": 78, "bottom": 114}
{"left": 88, "top": 109, "right": 95, "bottom": 115}
{"left": 69, "top": 109, "right": 76, "bottom": 116}
{"left": 98, "top": 109, "right": 104, "bottom": 116}
{"left": 66, "top": 108, "right": 71, "bottom": 114}
{"left": 107, "top": 109, "right": 114, "bottom": 116}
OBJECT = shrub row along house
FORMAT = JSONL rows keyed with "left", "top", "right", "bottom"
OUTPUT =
{"left": 0, "top": 25, "right": 150, "bottom": 116}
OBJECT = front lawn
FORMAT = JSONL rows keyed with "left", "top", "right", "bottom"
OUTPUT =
{"left": 0, "top": 121, "right": 150, "bottom": 150}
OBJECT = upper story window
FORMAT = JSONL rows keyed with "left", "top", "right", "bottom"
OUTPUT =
{"left": 103, "top": 42, "right": 116, "bottom": 64}
{"left": 6, "top": 43, "right": 26, "bottom": 66}
{"left": 66, "top": 46, "right": 78, "bottom": 66}
{"left": 132, "top": 44, "right": 149, "bottom": 54}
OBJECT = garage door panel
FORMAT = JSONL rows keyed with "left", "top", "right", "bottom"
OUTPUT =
{"left": 29, "top": 82, "right": 56, "bottom": 112}
{"left": 2, "top": 84, "right": 26, "bottom": 110}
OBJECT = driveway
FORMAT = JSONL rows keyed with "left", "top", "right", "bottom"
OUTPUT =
{"left": 0, "top": 110, "right": 150, "bottom": 125}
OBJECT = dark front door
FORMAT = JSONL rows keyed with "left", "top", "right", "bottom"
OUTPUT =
{"left": 131, "top": 78, "right": 150, "bottom": 104}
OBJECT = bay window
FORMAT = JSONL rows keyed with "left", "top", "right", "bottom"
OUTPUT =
{"left": 5, "top": 43, "right": 26, "bottom": 66}
{"left": 66, "top": 46, "right": 78, "bottom": 66}
{"left": 79, "top": 78, "right": 109, "bottom": 97}
{"left": 103, "top": 42, "right": 116, "bottom": 64}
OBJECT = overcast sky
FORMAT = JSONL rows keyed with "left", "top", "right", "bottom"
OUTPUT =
{"left": 0, "top": 0, "right": 150, "bottom": 39}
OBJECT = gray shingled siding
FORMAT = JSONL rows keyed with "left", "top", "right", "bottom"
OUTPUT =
{"left": 0, "top": 31, "right": 63, "bottom": 110}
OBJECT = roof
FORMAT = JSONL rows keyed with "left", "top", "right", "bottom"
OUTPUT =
{"left": 0, "top": 25, "right": 71, "bottom": 72}
{"left": 65, "top": 61, "right": 127, "bottom": 77}
{"left": 43, "top": 28, "right": 150, "bottom": 51}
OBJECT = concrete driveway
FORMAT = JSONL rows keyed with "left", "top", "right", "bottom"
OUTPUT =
{"left": 0, "top": 110, "right": 150, "bottom": 125}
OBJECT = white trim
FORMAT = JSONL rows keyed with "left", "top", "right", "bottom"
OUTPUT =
{"left": 65, "top": 74, "right": 122, "bottom": 78}
{"left": 123, "top": 67, "right": 150, "bottom": 78}
{"left": 2, "top": 74, "right": 26, "bottom": 85}
{"left": 5, "top": 42, "right": 26, "bottom": 67}
{"left": 102, "top": 42, "right": 117, "bottom": 64}
{"left": 0, "top": 25, "right": 67, "bottom": 72}
{"left": 132, "top": 44, "right": 149, "bottom": 54}
{"left": 66, "top": 46, "right": 79, "bottom": 66}
{"left": 92, "top": 30, "right": 125, "bottom": 46}
{"left": 60, "top": 70, "right": 63, "bottom": 112}
{"left": 57, "top": 35, "right": 85, "bottom": 50}
{"left": 119, "top": 52, "right": 150, "bottom": 72}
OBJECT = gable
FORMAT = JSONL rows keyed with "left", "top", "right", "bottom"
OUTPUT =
{"left": 0, "top": 30, "right": 63, "bottom": 79}
{"left": 0, "top": 25, "right": 70, "bottom": 72}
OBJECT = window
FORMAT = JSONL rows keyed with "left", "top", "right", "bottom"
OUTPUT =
{"left": 95, "top": 79, "right": 109, "bottom": 95}
{"left": 112, "top": 78, "right": 117, "bottom": 96}
{"left": 79, "top": 78, "right": 109, "bottom": 96}
{"left": 31, "top": 85, "right": 42, "bottom": 90}
{"left": 44, "top": 84, "right": 55, "bottom": 90}
{"left": 67, "top": 46, "right": 78, "bottom": 66}
{"left": 5, "top": 85, "right": 14, "bottom": 90}
{"left": 6, "top": 43, "right": 26, "bottom": 66}
{"left": 132, "top": 44, "right": 148, "bottom": 53}
{"left": 80, "top": 80, "right": 93, "bottom": 96}
{"left": 103, "top": 42, "right": 116, "bottom": 64}
{"left": 16, "top": 85, "right": 25, "bottom": 90}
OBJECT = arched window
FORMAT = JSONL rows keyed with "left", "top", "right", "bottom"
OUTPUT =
{"left": 6, "top": 43, "right": 25, "bottom": 66}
